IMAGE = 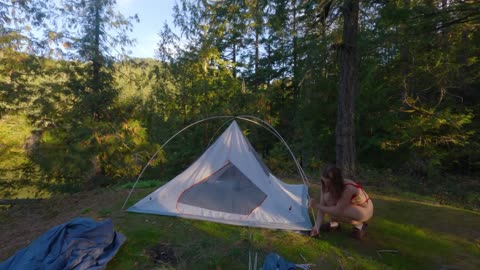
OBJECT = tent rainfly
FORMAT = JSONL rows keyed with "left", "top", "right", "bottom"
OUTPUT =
{"left": 128, "top": 120, "right": 312, "bottom": 231}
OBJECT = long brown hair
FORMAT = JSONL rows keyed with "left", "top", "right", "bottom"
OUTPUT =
{"left": 321, "top": 165, "right": 345, "bottom": 201}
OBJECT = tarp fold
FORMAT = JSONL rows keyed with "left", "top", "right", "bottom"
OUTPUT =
{"left": 0, "top": 217, "right": 125, "bottom": 270}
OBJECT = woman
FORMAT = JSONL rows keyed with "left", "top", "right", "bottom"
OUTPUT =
{"left": 309, "top": 165, "right": 373, "bottom": 240}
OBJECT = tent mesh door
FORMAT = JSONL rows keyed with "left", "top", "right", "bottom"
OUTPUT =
{"left": 178, "top": 162, "right": 267, "bottom": 215}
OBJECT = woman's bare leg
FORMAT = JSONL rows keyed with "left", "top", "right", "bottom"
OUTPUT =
{"left": 339, "top": 204, "right": 373, "bottom": 223}
{"left": 330, "top": 215, "right": 362, "bottom": 225}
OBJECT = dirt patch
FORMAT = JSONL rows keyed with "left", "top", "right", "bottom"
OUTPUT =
{"left": 0, "top": 188, "right": 129, "bottom": 260}
{"left": 145, "top": 243, "right": 178, "bottom": 266}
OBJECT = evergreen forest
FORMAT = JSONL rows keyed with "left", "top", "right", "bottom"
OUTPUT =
{"left": 1, "top": 0, "right": 479, "bottom": 210}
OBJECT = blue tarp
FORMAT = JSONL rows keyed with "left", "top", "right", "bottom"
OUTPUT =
{"left": 0, "top": 217, "right": 126, "bottom": 270}
{"left": 262, "top": 252, "right": 296, "bottom": 270}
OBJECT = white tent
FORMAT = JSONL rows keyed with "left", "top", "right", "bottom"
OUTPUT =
{"left": 127, "top": 120, "right": 312, "bottom": 231}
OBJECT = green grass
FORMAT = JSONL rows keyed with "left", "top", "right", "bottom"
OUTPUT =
{"left": 1, "top": 182, "right": 479, "bottom": 269}
{"left": 103, "top": 188, "right": 480, "bottom": 270}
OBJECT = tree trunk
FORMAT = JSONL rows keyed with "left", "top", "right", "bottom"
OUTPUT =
{"left": 292, "top": 0, "right": 298, "bottom": 101}
{"left": 336, "top": 0, "right": 359, "bottom": 178}
{"left": 93, "top": 0, "right": 101, "bottom": 121}
{"left": 254, "top": 0, "right": 260, "bottom": 90}
{"left": 400, "top": 0, "right": 410, "bottom": 106}
{"left": 232, "top": 43, "right": 237, "bottom": 78}
{"left": 255, "top": 27, "right": 259, "bottom": 89}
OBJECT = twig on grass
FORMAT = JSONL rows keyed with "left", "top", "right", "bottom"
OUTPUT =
{"left": 300, "top": 253, "right": 307, "bottom": 262}
{"left": 376, "top": 249, "right": 399, "bottom": 258}
{"left": 337, "top": 257, "right": 345, "bottom": 270}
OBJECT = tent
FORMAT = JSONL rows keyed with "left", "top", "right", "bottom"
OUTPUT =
{"left": 127, "top": 119, "right": 312, "bottom": 231}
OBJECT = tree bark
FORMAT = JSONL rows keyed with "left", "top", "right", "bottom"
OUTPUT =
{"left": 93, "top": 0, "right": 102, "bottom": 121}
{"left": 254, "top": 0, "right": 260, "bottom": 90}
{"left": 232, "top": 43, "right": 237, "bottom": 78}
{"left": 400, "top": 0, "right": 411, "bottom": 106}
{"left": 336, "top": 0, "right": 359, "bottom": 178}
{"left": 292, "top": 0, "right": 298, "bottom": 101}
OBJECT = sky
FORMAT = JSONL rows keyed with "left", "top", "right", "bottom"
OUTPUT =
{"left": 116, "top": 0, "right": 178, "bottom": 58}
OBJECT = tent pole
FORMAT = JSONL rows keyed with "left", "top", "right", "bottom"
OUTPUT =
{"left": 122, "top": 114, "right": 315, "bottom": 223}
{"left": 121, "top": 116, "right": 234, "bottom": 210}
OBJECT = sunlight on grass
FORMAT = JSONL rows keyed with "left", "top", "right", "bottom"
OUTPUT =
{"left": 372, "top": 194, "right": 480, "bottom": 214}
{"left": 101, "top": 189, "right": 480, "bottom": 269}
{"left": 375, "top": 218, "right": 451, "bottom": 255}
{"left": 192, "top": 220, "right": 241, "bottom": 242}
{"left": 109, "top": 218, "right": 167, "bottom": 268}
{"left": 373, "top": 218, "right": 480, "bottom": 268}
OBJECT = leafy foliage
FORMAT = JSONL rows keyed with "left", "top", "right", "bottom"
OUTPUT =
{"left": 0, "top": 0, "right": 478, "bottom": 203}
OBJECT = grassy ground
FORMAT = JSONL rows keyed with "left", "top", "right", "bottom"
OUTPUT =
{"left": 1, "top": 183, "right": 479, "bottom": 270}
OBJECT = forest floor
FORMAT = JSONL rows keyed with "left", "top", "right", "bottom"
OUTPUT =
{"left": 1, "top": 183, "right": 480, "bottom": 269}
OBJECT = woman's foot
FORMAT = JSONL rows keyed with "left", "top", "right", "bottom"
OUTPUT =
{"left": 311, "top": 222, "right": 341, "bottom": 237}
{"left": 351, "top": 222, "right": 368, "bottom": 240}
{"left": 310, "top": 228, "right": 320, "bottom": 238}
{"left": 319, "top": 222, "right": 341, "bottom": 232}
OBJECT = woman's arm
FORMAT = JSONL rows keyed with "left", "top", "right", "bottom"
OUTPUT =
{"left": 317, "top": 187, "right": 353, "bottom": 216}
{"left": 309, "top": 200, "right": 323, "bottom": 209}
{"left": 309, "top": 189, "right": 329, "bottom": 209}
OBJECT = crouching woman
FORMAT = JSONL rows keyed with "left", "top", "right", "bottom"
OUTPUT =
{"left": 309, "top": 165, "right": 373, "bottom": 240}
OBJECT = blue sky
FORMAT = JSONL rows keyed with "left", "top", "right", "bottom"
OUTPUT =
{"left": 116, "top": 0, "right": 178, "bottom": 58}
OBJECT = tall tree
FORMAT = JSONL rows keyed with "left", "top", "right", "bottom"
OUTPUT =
{"left": 59, "top": 0, "right": 137, "bottom": 120}
{"left": 44, "top": 0, "right": 140, "bottom": 181}
{"left": 0, "top": 0, "right": 52, "bottom": 117}
{"left": 336, "top": 0, "right": 359, "bottom": 177}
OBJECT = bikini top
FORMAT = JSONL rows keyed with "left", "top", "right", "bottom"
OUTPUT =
{"left": 344, "top": 181, "right": 370, "bottom": 206}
